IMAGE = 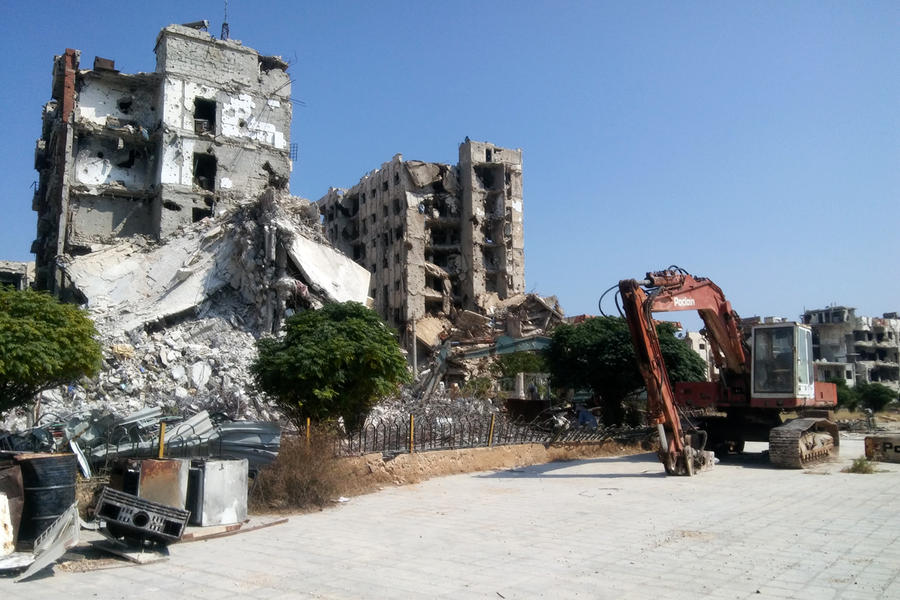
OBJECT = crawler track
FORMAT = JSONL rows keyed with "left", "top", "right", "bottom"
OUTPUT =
{"left": 769, "top": 418, "right": 839, "bottom": 468}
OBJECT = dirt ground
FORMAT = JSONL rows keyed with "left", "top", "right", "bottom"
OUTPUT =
{"left": 335, "top": 439, "right": 651, "bottom": 496}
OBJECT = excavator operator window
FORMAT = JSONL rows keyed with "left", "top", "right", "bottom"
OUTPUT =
{"left": 753, "top": 326, "right": 794, "bottom": 395}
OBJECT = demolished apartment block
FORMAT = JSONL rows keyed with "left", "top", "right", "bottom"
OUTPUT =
{"left": 32, "top": 24, "right": 292, "bottom": 293}
{"left": 318, "top": 140, "right": 527, "bottom": 352}
{"left": 4, "top": 25, "right": 370, "bottom": 431}
{"left": 2, "top": 189, "right": 371, "bottom": 432}
{"left": 803, "top": 306, "right": 900, "bottom": 392}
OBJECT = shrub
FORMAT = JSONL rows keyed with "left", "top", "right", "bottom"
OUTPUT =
{"left": 842, "top": 456, "right": 875, "bottom": 474}
{"left": 250, "top": 432, "right": 348, "bottom": 511}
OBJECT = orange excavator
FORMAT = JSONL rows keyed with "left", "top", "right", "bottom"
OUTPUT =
{"left": 615, "top": 267, "right": 839, "bottom": 476}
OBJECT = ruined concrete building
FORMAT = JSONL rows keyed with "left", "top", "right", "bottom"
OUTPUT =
{"left": 803, "top": 306, "right": 900, "bottom": 392}
{"left": 32, "top": 24, "right": 292, "bottom": 292}
{"left": 317, "top": 140, "right": 525, "bottom": 339}
{"left": 0, "top": 261, "right": 35, "bottom": 291}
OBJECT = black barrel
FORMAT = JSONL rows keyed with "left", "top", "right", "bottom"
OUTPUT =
{"left": 14, "top": 453, "right": 77, "bottom": 545}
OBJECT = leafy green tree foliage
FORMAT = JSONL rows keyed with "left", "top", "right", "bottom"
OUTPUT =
{"left": 830, "top": 378, "right": 860, "bottom": 411}
{"left": 0, "top": 287, "right": 101, "bottom": 415}
{"left": 544, "top": 317, "right": 707, "bottom": 425}
{"left": 857, "top": 382, "right": 896, "bottom": 412}
{"left": 491, "top": 351, "right": 547, "bottom": 378}
{"left": 251, "top": 302, "right": 411, "bottom": 429}
{"left": 829, "top": 380, "right": 896, "bottom": 412}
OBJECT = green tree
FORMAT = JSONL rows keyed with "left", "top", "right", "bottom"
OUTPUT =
{"left": 251, "top": 302, "right": 411, "bottom": 429}
{"left": 0, "top": 287, "right": 101, "bottom": 415}
{"left": 857, "top": 382, "right": 896, "bottom": 412}
{"left": 543, "top": 316, "right": 707, "bottom": 426}
{"left": 491, "top": 351, "right": 547, "bottom": 378}
{"left": 829, "top": 378, "right": 859, "bottom": 411}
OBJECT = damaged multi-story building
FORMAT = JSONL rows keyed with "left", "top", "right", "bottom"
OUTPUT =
{"left": 803, "top": 306, "right": 900, "bottom": 392}
{"left": 0, "top": 261, "right": 35, "bottom": 291}
{"left": 318, "top": 140, "right": 526, "bottom": 342}
{"left": 32, "top": 23, "right": 292, "bottom": 292}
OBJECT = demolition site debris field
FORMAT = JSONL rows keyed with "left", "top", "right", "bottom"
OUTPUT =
{"left": 2, "top": 436, "right": 899, "bottom": 599}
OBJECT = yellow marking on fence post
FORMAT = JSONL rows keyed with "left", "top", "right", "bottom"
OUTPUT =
{"left": 409, "top": 414, "right": 415, "bottom": 453}
{"left": 489, "top": 414, "right": 495, "bottom": 447}
{"left": 306, "top": 417, "right": 311, "bottom": 446}
{"left": 158, "top": 422, "right": 166, "bottom": 458}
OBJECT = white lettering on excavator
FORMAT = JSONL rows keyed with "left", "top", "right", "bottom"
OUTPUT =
{"left": 673, "top": 296, "right": 695, "bottom": 307}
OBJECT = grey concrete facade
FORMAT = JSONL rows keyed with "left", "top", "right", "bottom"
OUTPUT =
{"left": 803, "top": 306, "right": 900, "bottom": 392}
{"left": 31, "top": 25, "right": 292, "bottom": 292}
{"left": 317, "top": 140, "right": 525, "bottom": 335}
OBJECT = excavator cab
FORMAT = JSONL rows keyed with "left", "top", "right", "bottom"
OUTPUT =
{"left": 750, "top": 323, "right": 815, "bottom": 405}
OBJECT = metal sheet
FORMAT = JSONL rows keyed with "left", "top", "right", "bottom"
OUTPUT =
{"left": 138, "top": 459, "right": 189, "bottom": 509}
{"left": 199, "top": 459, "right": 248, "bottom": 527}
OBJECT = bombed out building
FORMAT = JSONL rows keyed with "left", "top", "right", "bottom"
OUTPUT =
{"left": 318, "top": 140, "right": 526, "bottom": 338}
{"left": 31, "top": 24, "right": 292, "bottom": 292}
{"left": 803, "top": 306, "right": 900, "bottom": 392}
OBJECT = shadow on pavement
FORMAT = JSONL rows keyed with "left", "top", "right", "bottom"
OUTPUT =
{"left": 478, "top": 453, "right": 667, "bottom": 479}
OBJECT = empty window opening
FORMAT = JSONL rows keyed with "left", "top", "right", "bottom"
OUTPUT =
{"left": 394, "top": 279, "right": 401, "bottom": 291}
{"left": 381, "top": 181, "right": 389, "bottom": 191}
{"left": 485, "top": 273, "right": 499, "bottom": 293}
{"left": 116, "top": 150, "right": 137, "bottom": 169}
{"left": 395, "top": 225, "right": 404, "bottom": 240}
{"left": 382, "top": 204, "right": 388, "bottom": 217}
{"left": 193, "top": 153, "right": 217, "bottom": 191}
{"left": 393, "top": 172, "right": 400, "bottom": 186}
{"left": 163, "top": 200, "right": 182, "bottom": 211}
{"left": 393, "top": 197, "right": 402, "bottom": 215}
{"left": 192, "top": 207, "right": 212, "bottom": 222}
{"left": 118, "top": 97, "right": 133, "bottom": 114}
{"left": 485, "top": 148, "right": 493, "bottom": 162}
{"left": 194, "top": 98, "right": 216, "bottom": 135}
{"left": 474, "top": 165, "right": 503, "bottom": 190}
{"left": 394, "top": 253, "right": 400, "bottom": 265}
{"left": 393, "top": 308, "right": 402, "bottom": 324}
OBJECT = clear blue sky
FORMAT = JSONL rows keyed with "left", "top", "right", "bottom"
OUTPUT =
{"left": 1, "top": 2, "right": 897, "bottom": 323}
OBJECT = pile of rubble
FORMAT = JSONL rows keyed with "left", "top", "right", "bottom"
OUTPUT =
{"left": 1, "top": 189, "right": 371, "bottom": 432}
{"left": 409, "top": 293, "right": 564, "bottom": 405}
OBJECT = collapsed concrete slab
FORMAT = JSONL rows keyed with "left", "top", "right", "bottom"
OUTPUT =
{"left": 62, "top": 189, "right": 370, "bottom": 336}
{"left": 2, "top": 190, "right": 370, "bottom": 431}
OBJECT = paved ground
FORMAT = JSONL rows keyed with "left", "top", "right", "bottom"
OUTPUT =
{"left": 3, "top": 435, "right": 899, "bottom": 599}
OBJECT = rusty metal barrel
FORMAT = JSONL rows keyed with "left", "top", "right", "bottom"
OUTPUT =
{"left": 14, "top": 453, "right": 77, "bottom": 545}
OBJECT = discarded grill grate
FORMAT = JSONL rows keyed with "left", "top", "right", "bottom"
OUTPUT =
{"left": 95, "top": 486, "right": 190, "bottom": 544}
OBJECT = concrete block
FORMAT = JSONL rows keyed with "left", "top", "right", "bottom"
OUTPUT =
{"left": 865, "top": 435, "right": 900, "bottom": 463}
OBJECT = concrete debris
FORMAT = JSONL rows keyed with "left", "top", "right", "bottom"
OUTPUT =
{"left": 2, "top": 189, "right": 369, "bottom": 431}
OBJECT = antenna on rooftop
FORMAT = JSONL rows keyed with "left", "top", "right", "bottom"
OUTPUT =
{"left": 221, "top": 0, "right": 230, "bottom": 40}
